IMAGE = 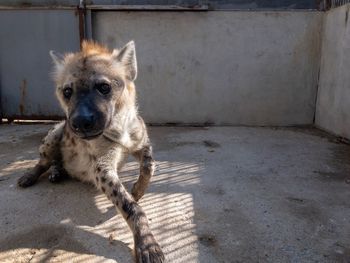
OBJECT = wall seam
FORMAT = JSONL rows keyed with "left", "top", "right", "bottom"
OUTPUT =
{"left": 312, "top": 10, "right": 327, "bottom": 126}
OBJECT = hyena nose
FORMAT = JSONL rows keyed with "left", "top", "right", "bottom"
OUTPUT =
{"left": 72, "top": 114, "right": 95, "bottom": 133}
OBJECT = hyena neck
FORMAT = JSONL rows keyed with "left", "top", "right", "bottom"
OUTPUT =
{"left": 113, "top": 101, "right": 138, "bottom": 129}
{"left": 102, "top": 103, "right": 139, "bottom": 148}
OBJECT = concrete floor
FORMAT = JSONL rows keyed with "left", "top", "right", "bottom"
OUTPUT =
{"left": 0, "top": 124, "right": 349, "bottom": 263}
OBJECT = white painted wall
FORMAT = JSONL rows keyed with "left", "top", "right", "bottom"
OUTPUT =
{"left": 316, "top": 4, "right": 350, "bottom": 138}
{"left": 93, "top": 11, "right": 323, "bottom": 126}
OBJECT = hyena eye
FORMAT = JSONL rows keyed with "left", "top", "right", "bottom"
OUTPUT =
{"left": 63, "top": 87, "right": 73, "bottom": 99}
{"left": 96, "top": 83, "right": 111, "bottom": 95}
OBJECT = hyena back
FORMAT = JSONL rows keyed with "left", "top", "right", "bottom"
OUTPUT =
{"left": 17, "top": 40, "right": 164, "bottom": 263}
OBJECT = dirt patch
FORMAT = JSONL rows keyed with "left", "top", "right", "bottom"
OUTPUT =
{"left": 199, "top": 234, "right": 218, "bottom": 247}
{"left": 203, "top": 185, "right": 226, "bottom": 196}
{"left": 331, "top": 145, "right": 350, "bottom": 165}
{"left": 286, "top": 197, "right": 305, "bottom": 203}
{"left": 272, "top": 126, "right": 350, "bottom": 144}
{"left": 313, "top": 170, "right": 350, "bottom": 182}
{"left": 314, "top": 144, "right": 350, "bottom": 184}
{"left": 285, "top": 198, "right": 326, "bottom": 232}
{"left": 202, "top": 140, "right": 221, "bottom": 148}
{"left": 326, "top": 242, "right": 350, "bottom": 262}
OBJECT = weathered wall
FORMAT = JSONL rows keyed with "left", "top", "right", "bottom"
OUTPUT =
{"left": 315, "top": 4, "right": 350, "bottom": 138}
{"left": 93, "top": 11, "right": 322, "bottom": 125}
{"left": 0, "top": 10, "right": 80, "bottom": 119}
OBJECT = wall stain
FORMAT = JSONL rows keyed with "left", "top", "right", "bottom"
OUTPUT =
{"left": 19, "top": 79, "right": 27, "bottom": 115}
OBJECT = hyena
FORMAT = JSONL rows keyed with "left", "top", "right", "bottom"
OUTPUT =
{"left": 17, "top": 40, "right": 165, "bottom": 263}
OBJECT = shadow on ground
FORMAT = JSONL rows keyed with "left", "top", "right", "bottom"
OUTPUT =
{"left": 0, "top": 124, "right": 350, "bottom": 262}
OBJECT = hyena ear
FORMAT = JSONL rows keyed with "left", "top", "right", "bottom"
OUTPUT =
{"left": 112, "top": 41, "right": 137, "bottom": 81}
{"left": 49, "top": 50, "right": 65, "bottom": 71}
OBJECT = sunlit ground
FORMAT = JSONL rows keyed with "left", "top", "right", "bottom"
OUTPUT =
{"left": 0, "top": 153, "right": 203, "bottom": 262}
{"left": 1, "top": 125, "right": 350, "bottom": 263}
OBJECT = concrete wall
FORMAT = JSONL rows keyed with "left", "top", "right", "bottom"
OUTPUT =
{"left": 316, "top": 4, "right": 350, "bottom": 138}
{"left": 0, "top": 10, "right": 80, "bottom": 119}
{"left": 93, "top": 11, "right": 323, "bottom": 125}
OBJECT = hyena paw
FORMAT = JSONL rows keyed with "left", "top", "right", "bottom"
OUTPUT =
{"left": 48, "top": 166, "right": 67, "bottom": 183}
{"left": 17, "top": 173, "right": 38, "bottom": 188}
{"left": 135, "top": 237, "right": 165, "bottom": 263}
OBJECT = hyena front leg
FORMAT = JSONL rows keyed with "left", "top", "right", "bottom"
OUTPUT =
{"left": 132, "top": 145, "right": 155, "bottom": 202}
{"left": 95, "top": 167, "right": 164, "bottom": 263}
{"left": 17, "top": 122, "right": 64, "bottom": 188}
{"left": 17, "top": 161, "right": 50, "bottom": 188}
{"left": 49, "top": 159, "right": 69, "bottom": 183}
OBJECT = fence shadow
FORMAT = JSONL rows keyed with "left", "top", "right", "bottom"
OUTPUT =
{"left": 0, "top": 157, "right": 202, "bottom": 263}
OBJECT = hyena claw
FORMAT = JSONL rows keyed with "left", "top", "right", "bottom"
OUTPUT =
{"left": 17, "top": 173, "right": 39, "bottom": 188}
{"left": 135, "top": 240, "right": 165, "bottom": 263}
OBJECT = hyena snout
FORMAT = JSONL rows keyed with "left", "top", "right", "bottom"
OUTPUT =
{"left": 69, "top": 104, "right": 106, "bottom": 139}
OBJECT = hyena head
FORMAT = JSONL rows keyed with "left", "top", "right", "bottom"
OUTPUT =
{"left": 50, "top": 40, "right": 137, "bottom": 139}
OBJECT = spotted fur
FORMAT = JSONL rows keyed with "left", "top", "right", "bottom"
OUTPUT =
{"left": 17, "top": 40, "right": 164, "bottom": 263}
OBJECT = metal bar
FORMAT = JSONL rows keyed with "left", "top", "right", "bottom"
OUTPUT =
{"left": 86, "top": 5, "right": 209, "bottom": 11}
{"left": 0, "top": 3, "right": 323, "bottom": 11}
{"left": 0, "top": 0, "right": 322, "bottom": 10}
{"left": 3, "top": 115, "right": 64, "bottom": 120}
{"left": 78, "top": 0, "right": 86, "bottom": 47}
{"left": 0, "top": 6, "right": 76, "bottom": 10}
{"left": 0, "top": 77, "right": 2, "bottom": 123}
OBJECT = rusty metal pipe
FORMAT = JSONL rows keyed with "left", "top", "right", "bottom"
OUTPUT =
{"left": 77, "top": 0, "right": 86, "bottom": 48}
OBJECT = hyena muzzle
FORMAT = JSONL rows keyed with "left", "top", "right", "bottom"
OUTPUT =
{"left": 17, "top": 40, "right": 165, "bottom": 263}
